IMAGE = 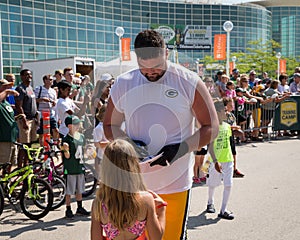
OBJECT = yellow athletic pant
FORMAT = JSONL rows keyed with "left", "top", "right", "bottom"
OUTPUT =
{"left": 159, "top": 190, "right": 191, "bottom": 240}
{"left": 253, "top": 108, "right": 261, "bottom": 128}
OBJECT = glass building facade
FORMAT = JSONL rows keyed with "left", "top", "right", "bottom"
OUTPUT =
{"left": 267, "top": 6, "right": 300, "bottom": 58}
{"left": 0, "top": 0, "right": 272, "bottom": 79}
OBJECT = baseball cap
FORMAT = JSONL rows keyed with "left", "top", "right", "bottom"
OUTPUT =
{"left": 217, "top": 71, "right": 223, "bottom": 75}
{"left": 232, "top": 68, "right": 239, "bottom": 73}
{"left": 65, "top": 115, "right": 81, "bottom": 126}
{"left": 0, "top": 79, "right": 14, "bottom": 87}
{"left": 249, "top": 70, "right": 256, "bottom": 75}
{"left": 294, "top": 73, "right": 300, "bottom": 78}
{"left": 100, "top": 73, "right": 114, "bottom": 81}
{"left": 236, "top": 87, "right": 246, "bottom": 93}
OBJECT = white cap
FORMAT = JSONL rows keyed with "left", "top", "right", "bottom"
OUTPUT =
{"left": 100, "top": 73, "right": 114, "bottom": 81}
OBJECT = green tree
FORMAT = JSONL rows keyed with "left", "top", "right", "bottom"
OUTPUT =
{"left": 232, "top": 39, "right": 299, "bottom": 78}
{"left": 203, "top": 39, "right": 299, "bottom": 78}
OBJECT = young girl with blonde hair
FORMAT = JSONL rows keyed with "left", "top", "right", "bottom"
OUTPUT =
{"left": 91, "top": 139, "right": 166, "bottom": 240}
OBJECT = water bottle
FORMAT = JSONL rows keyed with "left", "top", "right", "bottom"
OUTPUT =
{"left": 201, "top": 160, "right": 211, "bottom": 174}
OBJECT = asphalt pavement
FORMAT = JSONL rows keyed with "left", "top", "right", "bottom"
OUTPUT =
{"left": 1, "top": 137, "right": 300, "bottom": 240}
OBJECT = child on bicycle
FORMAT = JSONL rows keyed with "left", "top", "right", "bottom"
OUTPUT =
{"left": 91, "top": 139, "right": 166, "bottom": 240}
{"left": 61, "top": 115, "right": 90, "bottom": 219}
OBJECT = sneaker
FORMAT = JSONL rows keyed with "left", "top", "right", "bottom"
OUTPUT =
{"left": 76, "top": 207, "right": 90, "bottom": 216}
{"left": 199, "top": 177, "right": 207, "bottom": 183}
{"left": 218, "top": 210, "right": 234, "bottom": 220}
{"left": 206, "top": 204, "right": 215, "bottom": 213}
{"left": 193, "top": 177, "right": 201, "bottom": 184}
{"left": 233, "top": 169, "right": 244, "bottom": 178}
{"left": 233, "top": 169, "right": 245, "bottom": 178}
{"left": 65, "top": 209, "right": 74, "bottom": 219}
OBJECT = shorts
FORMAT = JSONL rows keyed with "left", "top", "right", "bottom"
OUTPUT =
{"left": 94, "top": 156, "right": 102, "bottom": 180}
{"left": 207, "top": 161, "right": 233, "bottom": 187}
{"left": 194, "top": 145, "right": 208, "bottom": 155}
{"left": 0, "top": 142, "right": 17, "bottom": 165}
{"left": 237, "top": 114, "right": 247, "bottom": 125}
{"left": 17, "top": 119, "right": 38, "bottom": 144}
{"left": 37, "top": 116, "right": 58, "bottom": 134}
{"left": 65, "top": 174, "right": 85, "bottom": 195}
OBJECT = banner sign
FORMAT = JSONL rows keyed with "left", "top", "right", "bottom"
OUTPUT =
{"left": 280, "top": 101, "right": 297, "bottom": 127}
{"left": 214, "top": 34, "right": 226, "bottom": 60}
{"left": 280, "top": 59, "right": 286, "bottom": 74}
{"left": 230, "top": 62, "right": 234, "bottom": 74}
{"left": 121, "top": 38, "right": 131, "bottom": 61}
{"left": 151, "top": 24, "right": 212, "bottom": 50}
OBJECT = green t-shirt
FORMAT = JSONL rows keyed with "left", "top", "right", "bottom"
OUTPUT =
{"left": 212, "top": 122, "right": 234, "bottom": 163}
{"left": 0, "top": 100, "right": 18, "bottom": 142}
{"left": 62, "top": 132, "right": 86, "bottom": 175}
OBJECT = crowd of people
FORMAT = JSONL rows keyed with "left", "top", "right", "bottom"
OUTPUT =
{"left": 0, "top": 28, "right": 299, "bottom": 240}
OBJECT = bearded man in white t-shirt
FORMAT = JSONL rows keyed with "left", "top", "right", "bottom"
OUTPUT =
{"left": 103, "top": 29, "right": 219, "bottom": 240}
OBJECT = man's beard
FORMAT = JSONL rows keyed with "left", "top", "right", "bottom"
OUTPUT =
{"left": 144, "top": 70, "right": 166, "bottom": 82}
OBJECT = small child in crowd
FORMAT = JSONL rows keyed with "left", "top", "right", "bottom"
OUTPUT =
{"left": 91, "top": 139, "right": 166, "bottom": 240}
{"left": 93, "top": 103, "right": 109, "bottom": 180}
{"left": 206, "top": 100, "right": 235, "bottom": 220}
{"left": 61, "top": 115, "right": 90, "bottom": 219}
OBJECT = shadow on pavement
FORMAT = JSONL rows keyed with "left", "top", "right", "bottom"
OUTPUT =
{"left": 187, "top": 210, "right": 221, "bottom": 229}
{"left": 0, "top": 210, "right": 90, "bottom": 239}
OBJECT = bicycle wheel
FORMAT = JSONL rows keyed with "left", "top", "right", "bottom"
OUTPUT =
{"left": 45, "top": 175, "right": 66, "bottom": 210}
{"left": 82, "top": 163, "right": 97, "bottom": 198}
{"left": 19, "top": 178, "right": 53, "bottom": 220}
{"left": 0, "top": 184, "right": 4, "bottom": 216}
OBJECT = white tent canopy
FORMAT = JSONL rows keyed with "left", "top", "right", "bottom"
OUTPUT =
{"left": 95, "top": 51, "right": 138, "bottom": 80}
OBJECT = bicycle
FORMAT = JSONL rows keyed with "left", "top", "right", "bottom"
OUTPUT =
{"left": 32, "top": 140, "right": 66, "bottom": 210}
{"left": 36, "top": 140, "right": 97, "bottom": 199}
{"left": 0, "top": 154, "right": 54, "bottom": 220}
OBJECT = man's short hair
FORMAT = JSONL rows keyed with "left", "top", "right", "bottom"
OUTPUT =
{"left": 134, "top": 30, "right": 165, "bottom": 60}
{"left": 55, "top": 69, "right": 63, "bottom": 75}
{"left": 63, "top": 67, "right": 73, "bottom": 75}
{"left": 43, "top": 74, "right": 52, "bottom": 82}
{"left": 20, "top": 69, "right": 31, "bottom": 76}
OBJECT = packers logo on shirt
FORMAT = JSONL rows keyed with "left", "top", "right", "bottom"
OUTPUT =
{"left": 165, "top": 89, "right": 178, "bottom": 98}
{"left": 5, "top": 105, "right": 13, "bottom": 113}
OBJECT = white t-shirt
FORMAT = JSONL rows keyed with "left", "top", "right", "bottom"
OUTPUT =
{"left": 93, "top": 122, "right": 107, "bottom": 159}
{"left": 56, "top": 97, "right": 76, "bottom": 136}
{"left": 110, "top": 62, "right": 199, "bottom": 194}
{"left": 34, "top": 86, "right": 57, "bottom": 117}
{"left": 278, "top": 84, "right": 289, "bottom": 94}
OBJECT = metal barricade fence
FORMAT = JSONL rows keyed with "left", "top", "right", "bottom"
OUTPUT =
{"left": 233, "top": 99, "right": 277, "bottom": 140}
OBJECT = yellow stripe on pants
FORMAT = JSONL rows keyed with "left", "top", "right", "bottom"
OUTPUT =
{"left": 159, "top": 190, "right": 190, "bottom": 240}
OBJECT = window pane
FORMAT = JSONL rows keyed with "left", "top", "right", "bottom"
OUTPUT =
{"left": 35, "top": 24, "right": 45, "bottom": 38}
{"left": 23, "top": 23, "right": 33, "bottom": 37}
